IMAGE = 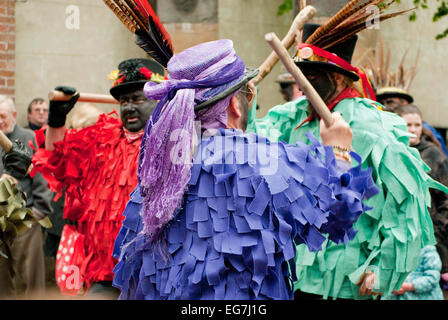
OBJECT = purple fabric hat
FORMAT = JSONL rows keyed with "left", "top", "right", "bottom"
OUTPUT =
{"left": 138, "top": 39, "right": 248, "bottom": 241}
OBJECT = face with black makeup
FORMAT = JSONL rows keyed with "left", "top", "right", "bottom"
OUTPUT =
{"left": 118, "top": 87, "right": 157, "bottom": 132}
{"left": 299, "top": 65, "right": 337, "bottom": 103}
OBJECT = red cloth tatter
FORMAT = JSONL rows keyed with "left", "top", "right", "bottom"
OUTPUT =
{"left": 32, "top": 111, "right": 141, "bottom": 293}
{"left": 295, "top": 87, "right": 361, "bottom": 130}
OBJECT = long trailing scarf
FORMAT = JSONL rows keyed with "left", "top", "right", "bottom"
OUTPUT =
{"left": 137, "top": 43, "right": 245, "bottom": 242}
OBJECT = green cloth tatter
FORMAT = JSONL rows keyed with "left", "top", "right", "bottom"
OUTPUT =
{"left": 0, "top": 177, "right": 52, "bottom": 259}
{"left": 247, "top": 96, "right": 447, "bottom": 300}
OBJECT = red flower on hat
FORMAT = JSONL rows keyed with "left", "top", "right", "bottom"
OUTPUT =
{"left": 140, "top": 67, "right": 153, "bottom": 80}
{"left": 114, "top": 75, "right": 126, "bottom": 87}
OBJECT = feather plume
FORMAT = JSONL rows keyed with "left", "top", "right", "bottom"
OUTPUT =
{"left": 307, "top": 1, "right": 415, "bottom": 51}
{"left": 103, "top": 0, "right": 173, "bottom": 67}
{"left": 306, "top": 0, "right": 362, "bottom": 44}
{"left": 104, "top": 0, "right": 138, "bottom": 33}
{"left": 315, "top": 7, "right": 414, "bottom": 50}
{"left": 361, "top": 35, "right": 420, "bottom": 93}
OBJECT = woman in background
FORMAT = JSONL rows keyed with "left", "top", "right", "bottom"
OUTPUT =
{"left": 384, "top": 104, "right": 448, "bottom": 300}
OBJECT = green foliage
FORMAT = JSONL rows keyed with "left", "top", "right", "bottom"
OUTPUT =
{"left": 277, "top": 0, "right": 293, "bottom": 16}
{"left": 397, "top": 0, "right": 448, "bottom": 39}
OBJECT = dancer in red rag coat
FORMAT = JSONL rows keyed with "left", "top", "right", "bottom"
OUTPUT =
{"left": 32, "top": 58, "right": 165, "bottom": 297}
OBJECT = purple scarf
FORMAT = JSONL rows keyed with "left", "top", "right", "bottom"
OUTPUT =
{"left": 138, "top": 39, "right": 246, "bottom": 240}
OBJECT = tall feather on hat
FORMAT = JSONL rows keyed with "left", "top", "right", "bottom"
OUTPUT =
{"left": 305, "top": 0, "right": 414, "bottom": 50}
{"left": 103, "top": 0, "right": 174, "bottom": 68}
{"left": 293, "top": 0, "right": 415, "bottom": 101}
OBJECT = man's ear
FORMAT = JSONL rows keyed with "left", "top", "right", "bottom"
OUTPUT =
{"left": 229, "top": 95, "right": 242, "bottom": 118}
{"left": 13, "top": 111, "right": 17, "bottom": 120}
{"left": 246, "top": 82, "right": 256, "bottom": 109}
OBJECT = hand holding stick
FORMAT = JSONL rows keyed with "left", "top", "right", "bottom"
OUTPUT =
{"left": 265, "top": 32, "right": 333, "bottom": 127}
{"left": 250, "top": 5, "right": 316, "bottom": 86}
{"left": 48, "top": 91, "right": 119, "bottom": 105}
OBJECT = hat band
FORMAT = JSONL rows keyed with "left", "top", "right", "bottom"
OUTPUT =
{"left": 296, "top": 43, "right": 376, "bottom": 101}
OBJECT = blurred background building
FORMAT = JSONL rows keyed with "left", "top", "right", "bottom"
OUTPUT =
{"left": 1, "top": 0, "right": 447, "bottom": 142}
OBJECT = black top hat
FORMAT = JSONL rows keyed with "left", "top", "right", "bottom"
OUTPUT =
{"left": 295, "top": 23, "right": 359, "bottom": 81}
{"left": 109, "top": 58, "right": 165, "bottom": 100}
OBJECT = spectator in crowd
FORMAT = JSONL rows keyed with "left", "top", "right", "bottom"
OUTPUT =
{"left": 0, "top": 95, "right": 53, "bottom": 298}
{"left": 276, "top": 72, "right": 303, "bottom": 102}
{"left": 25, "top": 98, "right": 49, "bottom": 131}
{"left": 394, "top": 103, "right": 448, "bottom": 299}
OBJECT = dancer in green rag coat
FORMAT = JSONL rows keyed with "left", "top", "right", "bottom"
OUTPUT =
{"left": 247, "top": 21, "right": 448, "bottom": 300}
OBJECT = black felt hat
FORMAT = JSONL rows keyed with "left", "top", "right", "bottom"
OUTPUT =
{"left": 109, "top": 58, "right": 165, "bottom": 100}
{"left": 295, "top": 23, "right": 360, "bottom": 81}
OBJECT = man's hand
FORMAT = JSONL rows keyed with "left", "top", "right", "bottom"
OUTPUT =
{"left": 48, "top": 86, "right": 80, "bottom": 128}
{"left": 2, "top": 140, "right": 32, "bottom": 180}
{"left": 356, "top": 270, "right": 377, "bottom": 296}
{"left": 319, "top": 111, "right": 353, "bottom": 150}
{"left": 392, "top": 282, "right": 415, "bottom": 295}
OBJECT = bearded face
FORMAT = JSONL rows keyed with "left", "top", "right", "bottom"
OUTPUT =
{"left": 119, "top": 88, "right": 157, "bottom": 132}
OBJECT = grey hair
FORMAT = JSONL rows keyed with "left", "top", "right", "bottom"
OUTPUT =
{"left": 0, "top": 95, "right": 16, "bottom": 114}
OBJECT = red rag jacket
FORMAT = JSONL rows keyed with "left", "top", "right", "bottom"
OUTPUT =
{"left": 32, "top": 112, "right": 141, "bottom": 291}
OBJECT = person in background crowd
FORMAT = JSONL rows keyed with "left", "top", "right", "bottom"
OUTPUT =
{"left": 25, "top": 98, "right": 49, "bottom": 131}
{"left": 0, "top": 95, "right": 53, "bottom": 298}
{"left": 394, "top": 103, "right": 448, "bottom": 299}
{"left": 276, "top": 72, "right": 303, "bottom": 102}
{"left": 376, "top": 89, "right": 448, "bottom": 157}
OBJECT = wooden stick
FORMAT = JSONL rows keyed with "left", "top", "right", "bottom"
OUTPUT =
{"left": 250, "top": 5, "right": 316, "bottom": 86}
{"left": 265, "top": 32, "right": 333, "bottom": 127}
{"left": 48, "top": 91, "right": 119, "bottom": 105}
{"left": 0, "top": 131, "right": 13, "bottom": 153}
{"left": 300, "top": 0, "right": 307, "bottom": 11}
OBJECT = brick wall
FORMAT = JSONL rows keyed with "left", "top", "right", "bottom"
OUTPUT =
{"left": 0, "top": 0, "right": 14, "bottom": 98}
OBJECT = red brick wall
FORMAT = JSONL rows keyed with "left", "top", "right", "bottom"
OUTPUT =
{"left": 0, "top": 0, "right": 14, "bottom": 98}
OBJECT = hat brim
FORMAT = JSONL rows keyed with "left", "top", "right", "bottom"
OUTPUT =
{"left": 110, "top": 80, "right": 148, "bottom": 101}
{"left": 376, "top": 92, "right": 414, "bottom": 104}
{"left": 194, "top": 68, "right": 259, "bottom": 112}
{"left": 296, "top": 60, "right": 360, "bottom": 81}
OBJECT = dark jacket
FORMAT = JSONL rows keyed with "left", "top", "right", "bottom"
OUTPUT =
{"left": 415, "top": 134, "right": 448, "bottom": 273}
{"left": 0, "top": 124, "right": 52, "bottom": 217}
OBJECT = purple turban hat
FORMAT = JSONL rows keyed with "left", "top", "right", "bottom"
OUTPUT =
{"left": 137, "top": 39, "right": 258, "bottom": 241}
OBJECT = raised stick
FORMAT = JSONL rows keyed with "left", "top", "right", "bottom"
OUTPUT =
{"left": 48, "top": 91, "right": 119, "bottom": 105}
{"left": 265, "top": 32, "right": 333, "bottom": 127}
{"left": 250, "top": 5, "right": 316, "bottom": 86}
